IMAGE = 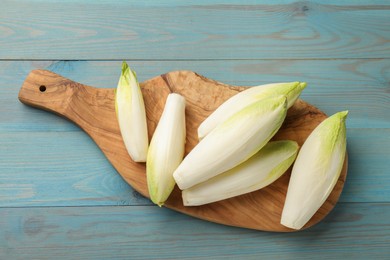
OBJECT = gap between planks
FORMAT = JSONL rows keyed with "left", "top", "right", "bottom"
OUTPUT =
{"left": 1, "top": 58, "right": 389, "bottom": 62}
{"left": 0, "top": 202, "right": 386, "bottom": 209}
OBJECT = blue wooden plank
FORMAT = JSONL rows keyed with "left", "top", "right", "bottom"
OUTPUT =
{"left": 342, "top": 129, "right": 390, "bottom": 203}
{"left": 0, "top": 129, "right": 388, "bottom": 206}
{"left": 8, "top": 0, "right": 388, "bottom": 6}
{"left": 0, "top": 203, "right": 389, "bottom": 259}
{"left": 1, "top": 59, "right": 389, "bottom": 132}
{"left": 0, "top": 131, "right": 151, "bottom": 207}
{"left": 0, "top": 1, "right": 389, "bottom": 59}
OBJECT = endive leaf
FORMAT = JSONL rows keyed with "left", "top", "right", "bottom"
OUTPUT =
{"left": 281, "top": 111, "right": 348, "bottom": 230}
{"left": 147, "top": 93, "right": 186, "bottom": 206}
{"left": 173, "top": 95, "right": 288, "bottom": 190}
{"left": 182, "top": 140, "right": 298, "bottom": 206}
{"left": 115, "top": 61, "right": 149, "bottom": 162}
{"left": 198, "top": 82, "right": 306, "bottom": 140}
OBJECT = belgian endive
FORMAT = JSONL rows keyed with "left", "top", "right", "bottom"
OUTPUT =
{"left": 182, "top": 140, "right": 298, "bottom": 206}
{"left": 147, "top": 93, "right": 186, "bottom": 206}
{"left": 198, "top": 82, "right": 306, "bottom": 140}
{"left": 115, "top": 61, "right": 149, "bottom": 162}
{"left": 281, "top": 111, "right": 348, "bottom": 230}
{"left": 173, "top": 95, "right": 288, "bottom": 190}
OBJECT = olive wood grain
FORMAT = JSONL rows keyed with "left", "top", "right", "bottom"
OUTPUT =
{"left": 18, "top": 69, "right": 348, "bottom": 232}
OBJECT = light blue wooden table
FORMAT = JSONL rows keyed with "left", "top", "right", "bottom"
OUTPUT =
{"left": 1, "top": 1, "right": 389, "bottom": 259}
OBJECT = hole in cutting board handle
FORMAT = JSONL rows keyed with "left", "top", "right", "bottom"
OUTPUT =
{"left": 39, "top": 85, "right": 46, "bottom": 92}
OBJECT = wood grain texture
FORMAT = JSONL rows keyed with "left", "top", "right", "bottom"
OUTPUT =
{"left": 3, "top": 59, "right": 389, "bottom": 132}
{"left": 0, "top": 1, "right": 389, "bottom": 59}
{"left": 1, "top": 203, "right": 389, "bottom": 259}
{"left": 18, "top": 69, "right": 347, "bottom": 231}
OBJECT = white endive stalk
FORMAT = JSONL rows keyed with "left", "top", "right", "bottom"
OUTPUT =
{"left": 173, "top": 95, "right": 288, "bottom": 190}
{"left": 182, "top": 140, "right": 298, "bottom": 206}
{"left": 115, "top": 61, "right": 149, "bottom": 162}
{"left": 198, "top": 82, "right": 306, "bottom": 140}
{"left": 281, "top": 111, "right": 348, "bottom": 230}
{"left": 147, "top": 93, "right": 186, "bottom": 206}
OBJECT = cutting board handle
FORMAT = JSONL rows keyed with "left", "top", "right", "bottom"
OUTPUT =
{"left": 19, "top": 69, "right": 80, "bottom": 116}
{"left": 18, "top": 69, "right": 115, "bottom": 134}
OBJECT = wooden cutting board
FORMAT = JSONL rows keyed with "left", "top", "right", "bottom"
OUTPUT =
{"left": 18, "top": 69, "right": 348, "bottom": 232}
